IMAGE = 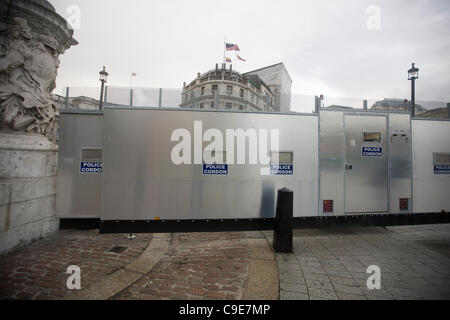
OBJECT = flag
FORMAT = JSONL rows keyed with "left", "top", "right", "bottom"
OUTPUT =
{"left": 225, "top": 57, "right": 232, "bottom": 63}
{"left": 225, "top": 43, "right": 240, "bottom": 51}
{"left": 237, "top": 55, "right": 246, "bottom": 61}
{"left": 131, "top": 73, "right": 137, "bottom": 76}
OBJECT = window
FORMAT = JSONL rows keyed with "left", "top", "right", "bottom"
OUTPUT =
{"left": 81, "top": 148, "right": 102, "bottom": 161}
{"left": 256, "top": 97, "right": 260, "bottom": 105}
{"left": 226, "top": 86, "right": 233, "bottom": 95}
{"left": 251, "top": 94, "right": 254, "bottom": 102}
{"left": 239, "top": 105, "right": 243, "bottom": 110}
{"left": 200, "top": 103, "right": 204, "bottom": 109}
{"left": 225, "top": 102, "right": 232, "bottom": 109}
{"left": 210, "top": 101, "right": 214, "bottom": 108}
{"left": 201, "top": 87, "right": 205, "bottom": 95}
{"left": 364, "top": 132, "right": 381, "bottom": 142}
{"left": 212, "top": 85, "right": 218, "bottom": 92}
{"left": 271, "top": 151, "right": 293, "bottom": 164}
{"left": 239, "top": 89, "right": 244, "bottom": 98}
{"left": 433, "top": 153, "right": 450, "bottom": 165}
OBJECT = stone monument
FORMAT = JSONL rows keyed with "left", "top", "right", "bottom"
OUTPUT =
{"left": 0, "top": 0, "right": 77, "bottom": 253}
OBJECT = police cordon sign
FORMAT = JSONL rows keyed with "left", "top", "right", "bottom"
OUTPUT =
{"left": 80, "top": 161, "right": 102, "bottom": 173}
{"left": 270, "top": 164, "right": 293, "bottom": 175}
{"left": 362, "top": 146, "right": 382, "bottom": 157}
{"left": 434, "top": 165, "right": 450, "bottom": 174}
{"left": 203, "top": 164, "right": 228, "bottom": 175}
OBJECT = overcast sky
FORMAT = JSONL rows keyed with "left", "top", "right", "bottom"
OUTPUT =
{"left": 52, "top": 0, "right": 450, "bottom": 111}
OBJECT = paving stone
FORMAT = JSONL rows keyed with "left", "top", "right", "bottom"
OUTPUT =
{"left": 337, "top": 292, "right": 367, "bottom": 300}
{"left": 306, "top": 279, "right": 334, "bottom": 291}
{"left": 279, "top": 275, "right": 306, "bottom": 285}
{"left": 303, "top": 272, "right": 330, "bottom": 282}
{"left": 333, "top": 284, "right": 364, "bottom": 295}
{"left": 280, "top": 290, "right": 309, "bottom": 300}
{"left": 308, "top": 288, "right": 338, "bottom": 300}
{"left": 280, "top": 282, "right": 308, "bottom": 294}
{"left": 329, "top": 276, "right": 359, "bottom": 286}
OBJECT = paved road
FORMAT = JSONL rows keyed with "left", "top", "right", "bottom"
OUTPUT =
{"left": 269, "top": 224, "right": 450, "bottom": 300}
{"left": 0, "top": 223, "right": 449, "bottom": 300}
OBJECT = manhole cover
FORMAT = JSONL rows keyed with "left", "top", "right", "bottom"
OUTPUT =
{"left": 109, "top": 245, "right": 128, "bottom": 253}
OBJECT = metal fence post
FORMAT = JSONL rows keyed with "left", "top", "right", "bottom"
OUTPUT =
{"left": 363, "top": 99, "right": 368, "bottom": 110}
{"left": 130, "top": 88, "right": 133, "bottom": 107}
{"left": 65, "top": 87, "right": 69, "bottom": 109}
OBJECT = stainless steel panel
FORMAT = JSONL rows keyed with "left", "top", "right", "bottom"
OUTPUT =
{"left": 101, "top": 108, "right": 319, "bottom": 220}
{"left": 388, "top": 113, "right": 411, "bottom": 213}
{"left": 319, "top": 111, "right": 345, "bottom": 215}
{"left": 56, "top": 112, "right": 103, "bottom": 218}
{"left": 412, "top": 119, "right": 450, "bottom": 213}
{"left": 344, "top": 115, "right": 388, "bottom": 213}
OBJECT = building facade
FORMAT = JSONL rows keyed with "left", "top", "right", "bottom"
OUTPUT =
{"left": 180, "top": 63, "right": 280, "bottom": 112}
{"left": 244, "top": 62, "right": 292, "bottom": 112}
{"left": 370, "top": 98, "right": 425, "bottom": 115}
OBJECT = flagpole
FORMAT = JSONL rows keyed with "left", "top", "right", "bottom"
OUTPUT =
{"left": 223, "top": 38, "right": 226, "bottom": 64}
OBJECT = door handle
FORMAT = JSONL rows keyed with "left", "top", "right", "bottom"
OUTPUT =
{"left": 345, "top": 164, "right": 352, "bottom": 170}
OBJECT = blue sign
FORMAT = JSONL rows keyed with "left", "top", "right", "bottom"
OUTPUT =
{"left": 270, "top": 164, "right": 294, "bottom": 175}
{"left": 362, "top": 146, "right": 382, "bottom": 157}
{"left": 203, "top": 164, "right": 228, "bottom": 175}
{"left": 434, "top": 165, "right": 450, "bottom": 174}
{"left": 80, "top": 161, "right": 102, "bottom": 173}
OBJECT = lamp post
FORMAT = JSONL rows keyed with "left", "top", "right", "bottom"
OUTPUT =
{"left": 407, "top": 63, "right": 419, "bottom": 117}
{"left": 99, "top": 66, "right": 108, "bottom": 110}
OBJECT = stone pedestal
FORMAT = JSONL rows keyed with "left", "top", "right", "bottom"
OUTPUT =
{"left": 0, "top": 133, "right": 58, "bottom": 253}
{"left": 0, "top": 0, "right": 76, "bottom": 253}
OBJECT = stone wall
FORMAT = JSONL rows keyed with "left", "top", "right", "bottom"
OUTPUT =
{"left": 0, "top": 132, "right": 58, "bottom": 254}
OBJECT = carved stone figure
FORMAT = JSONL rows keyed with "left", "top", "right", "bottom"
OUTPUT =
{"left": 0, "top": 0, "right": 77, "bottom": 142}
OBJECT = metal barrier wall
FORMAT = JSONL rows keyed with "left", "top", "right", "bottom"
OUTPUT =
{"left": 56, "top": 108, "right": 450, "bottom": 229}
{"left": 412, "top": 118, "right": 450, "bottom": 213}
{"left": 100, "top": 107, "right": 319, "bottom": 221}
{"left": 56, "top": 110, "right": 103, "bottom": 218}
{"left": 319, "top": 109, "right": 413, "bottom": 215}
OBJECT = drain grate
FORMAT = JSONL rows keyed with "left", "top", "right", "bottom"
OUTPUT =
{"left": 109, "top": 245, "right": 128, "bottom": 254}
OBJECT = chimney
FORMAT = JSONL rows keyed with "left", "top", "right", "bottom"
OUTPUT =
{"left": 215, "top": 63, "right": 218, "bottom": 71}
{"left": 230, "top": 64, "right": 232, "bottom": 72}
{"left": 222, "top": 63, "right": 226, "bottom": 70}
{"left": 363, "top": 100, "right": 368, "bottom": 110}
{"left": 183, "top": 82, "right": 186, "bottom": 87}
{"left": 197, "top": 72, "right": 201, "bottom": 78}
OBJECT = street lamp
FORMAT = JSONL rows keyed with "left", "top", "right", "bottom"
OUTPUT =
{"left": 99, "top": 66, "right": 108, "bottom": 110}
{"left": 407, "top": 63, "right": 419, "bottom": 117}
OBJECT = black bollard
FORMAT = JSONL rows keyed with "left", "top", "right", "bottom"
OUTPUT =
{"left": 273, "top": 187, "right": 293, "bottom": 253}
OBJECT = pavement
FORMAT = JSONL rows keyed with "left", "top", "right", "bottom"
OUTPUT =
{"left": 0, "top": 223, "right": 449, "bottom": 300}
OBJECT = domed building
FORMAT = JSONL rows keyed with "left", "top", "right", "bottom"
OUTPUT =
{"left": 180, "top": 62, "right": 292, "bottom": 112}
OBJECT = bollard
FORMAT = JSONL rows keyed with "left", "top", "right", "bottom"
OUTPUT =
{"left": 273, "top": 187, "right": 293, "bottom": 253}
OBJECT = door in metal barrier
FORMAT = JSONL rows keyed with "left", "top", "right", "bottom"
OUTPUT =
{"left": 344, "top": 115, "right": 388, "bottom": 213}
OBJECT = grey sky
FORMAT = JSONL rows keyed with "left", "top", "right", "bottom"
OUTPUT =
{"left": 52, "top": 0, "right": 450, "bottom": 112}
